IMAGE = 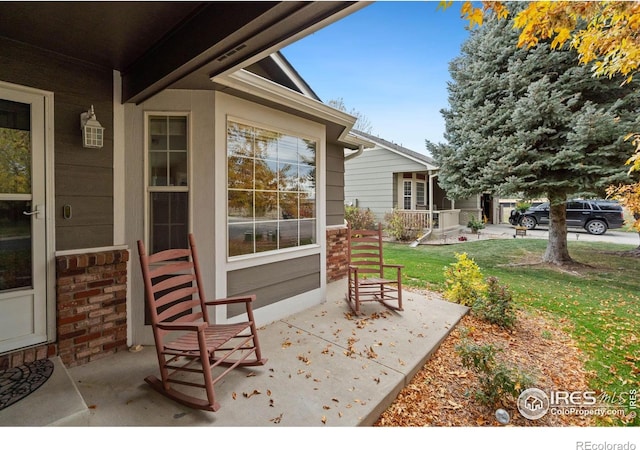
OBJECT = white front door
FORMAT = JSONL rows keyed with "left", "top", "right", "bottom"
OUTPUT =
{"left": 0, "top": 84, "right": 49, "bottom": 353}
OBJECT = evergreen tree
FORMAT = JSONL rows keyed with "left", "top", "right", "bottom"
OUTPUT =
{"left": 429, "top": 4, "right": 640, "bottom": 265}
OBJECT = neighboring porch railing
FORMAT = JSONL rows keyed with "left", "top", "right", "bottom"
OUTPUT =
{"left": 395, "top": 209, "right": 463, "bottom": 232}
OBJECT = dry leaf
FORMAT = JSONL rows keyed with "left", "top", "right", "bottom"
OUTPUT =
{"left": 243, "top": 389, "right": 261, "bottom": 398}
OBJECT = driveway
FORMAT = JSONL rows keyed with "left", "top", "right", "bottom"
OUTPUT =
{"left": 483, "top": 223, "right": 639, "bottom": 246}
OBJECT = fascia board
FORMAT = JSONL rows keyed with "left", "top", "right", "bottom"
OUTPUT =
{"left": 213, "top": 69, "right": 361, "bottom": 146}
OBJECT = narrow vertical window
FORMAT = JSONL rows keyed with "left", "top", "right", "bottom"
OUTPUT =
{"left": 147, "top": 115, "right": 189, "bottom": 253}
{"left": 403, "top": 180, "right": 412, "bottom": 210}
{"left": 416, "top": 181, "right": 425, "bottom": 207}
{"left": 227, "top": 121, "right": 316, "bottom": 257}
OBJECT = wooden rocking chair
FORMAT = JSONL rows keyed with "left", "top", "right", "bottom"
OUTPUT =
{"left": 347, "top": 223, "right": 404, "bottom": 315}
{"left": 137, "top": 234, "right": 267, "bottom": 412}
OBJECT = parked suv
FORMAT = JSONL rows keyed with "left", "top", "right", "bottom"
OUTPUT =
{"left": 517, "top": 199, "right": 625, "bottom": 235}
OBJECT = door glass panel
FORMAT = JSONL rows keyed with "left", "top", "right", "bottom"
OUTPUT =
{"left": 0, "top": 99, "right": 31, "bottom": 194}
{"left": 0, "top": 200, "right": 32, "bottom": 291}
{"left": 0, "top": 99, "right": 32, "bottom": 292}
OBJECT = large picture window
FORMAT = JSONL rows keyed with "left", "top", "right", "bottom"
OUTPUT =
{"left": 227, "top": 121, "right": 316, "bottom": 257}
{"left": 147, "top": 114, "right": 189, "bottom": 253}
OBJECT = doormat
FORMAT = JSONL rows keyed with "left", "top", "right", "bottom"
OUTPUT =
{"left": 0, "top": 359, "right": 54, "bottom": 411}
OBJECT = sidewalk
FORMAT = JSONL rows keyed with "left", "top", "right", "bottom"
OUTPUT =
{"left": 0, "top": 279, "right": 467, "bottom": 427}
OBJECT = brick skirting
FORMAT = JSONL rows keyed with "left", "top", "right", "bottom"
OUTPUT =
{"left": 326, "top": 226, "right": 348, "bottom": 282}
{"left": 55, "top": 249, "right": 129, "bottom": 367}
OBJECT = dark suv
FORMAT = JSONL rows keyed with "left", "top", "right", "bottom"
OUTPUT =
{"left": 517, "top": 199, "right": 625, "bottom": 235}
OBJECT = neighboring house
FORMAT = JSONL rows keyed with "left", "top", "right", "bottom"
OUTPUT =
{"left": 0, "top": 2, "right": 370, "bottom": 370}
{"left": 344, "top": 130, "right": 481, "bottom": 239}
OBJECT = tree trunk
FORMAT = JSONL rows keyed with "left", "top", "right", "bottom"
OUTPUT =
{"left": 635, "top": 213, "right": 640, "bottom": 251}
{"left": 542, "top": 194, "right": 573, "bottom": 265}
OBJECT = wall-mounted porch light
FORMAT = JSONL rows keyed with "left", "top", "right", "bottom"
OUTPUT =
{"left": 80, "top": 105, "right": 104, "bottom": 148}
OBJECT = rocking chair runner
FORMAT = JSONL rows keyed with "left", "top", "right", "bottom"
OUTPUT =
{"left": 137, "top": 234, "right": 266, "bottom": 412}
{"left": 347, "top": 223, "right": 404, "bottom": 315}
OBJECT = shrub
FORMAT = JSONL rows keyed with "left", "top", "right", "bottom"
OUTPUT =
{"left": 515, "top": 201, "right": 532, "bottom": 213}
{"left": 345, "top": 206, "right": 376, "bottom": 230}
{"left": 472, "top": 276, "right": 517, "bottom": 329}
{"left": 467, "top": 214, "right": 485, "bottom": 233}
{"left": 443, "top": 252, "right": 485, "bottom": 307}
{"left": 456, "top": 339, "right": 533, "bottom": 407}
{"left": 383, "top": 209, "right": 421, "bottom": 241}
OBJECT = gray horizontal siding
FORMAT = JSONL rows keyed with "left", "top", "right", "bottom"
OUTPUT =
{"left": 0, "top": 37, "right": 114, "bottom": 251}
{"left": 226, "top": 254, "right": 321, "bottom": 317}
{"left": 326, "top": 143, "right": 344, "bottom": 226}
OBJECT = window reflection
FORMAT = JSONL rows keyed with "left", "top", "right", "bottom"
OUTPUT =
{"left": 227, "top": 121, "right": 317, "bottom": 257}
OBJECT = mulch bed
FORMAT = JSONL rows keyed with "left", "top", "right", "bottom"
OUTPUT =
{"left": 374, "top": 308, "right": 595, "bottom": 426}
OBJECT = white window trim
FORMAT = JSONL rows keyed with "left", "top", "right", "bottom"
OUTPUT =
{"left": 143, "top": 111, "right": 192, "bottom": 250}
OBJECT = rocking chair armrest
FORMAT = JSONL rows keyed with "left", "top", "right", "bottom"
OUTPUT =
{"left": 204, "top": 295, "right": 256, "bottom": 306}
{"left": 157, "top": 321, "right": 207, "bottom": 332}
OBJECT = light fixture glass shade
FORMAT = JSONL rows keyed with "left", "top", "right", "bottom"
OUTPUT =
{"left": 81, "top": 105, "right": 104, "bottom": 148}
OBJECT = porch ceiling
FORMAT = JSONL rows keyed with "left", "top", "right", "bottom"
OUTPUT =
{"left": 0, "top": 1, "right": 361, "bottom": 104}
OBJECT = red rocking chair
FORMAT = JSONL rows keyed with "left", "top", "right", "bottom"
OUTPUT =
{"left": 137, "top": 234, "right": 267, "bottom": 411}
{"left": 347, "top": 223, "right": 404, "bottom": 315}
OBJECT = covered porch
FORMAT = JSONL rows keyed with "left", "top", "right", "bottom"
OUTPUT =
{"left": 392, "top": 171, "right": 482, "bottom": 240}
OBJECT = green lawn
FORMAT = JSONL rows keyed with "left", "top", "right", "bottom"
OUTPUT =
{"left": 383, "top": 238, "right": 640, "bottom": 426}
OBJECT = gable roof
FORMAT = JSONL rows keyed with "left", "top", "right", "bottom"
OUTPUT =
{"left": 349, "top": 129, "right": 438, "bottom": 170}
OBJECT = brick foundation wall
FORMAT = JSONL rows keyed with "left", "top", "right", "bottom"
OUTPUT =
{"left": 326, "top": 226, "right": 348, "bottom": 282}
{"left": 56, "top": 249, "right": 129, "bottom": 367}
{"left": 0, "top": 344, "right": 57, "bottom": 370}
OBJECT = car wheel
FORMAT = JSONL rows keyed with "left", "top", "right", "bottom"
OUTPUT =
{"left": 520, "top": 216, "right": 537, "bottom": 230}
{"left": 586, "top": 220, "right": 607, "bottom": 235}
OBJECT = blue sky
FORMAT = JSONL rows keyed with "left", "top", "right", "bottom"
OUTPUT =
{"left": 281, "top": 1, "right": 472, "bottom": 155}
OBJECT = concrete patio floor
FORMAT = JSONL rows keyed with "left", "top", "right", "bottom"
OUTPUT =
{"left": 0, "top": 279, "right": 468, "bottom": 427}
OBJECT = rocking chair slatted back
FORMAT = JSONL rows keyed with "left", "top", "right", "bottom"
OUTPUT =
{"left": 137, "top": 234, "right": 267, "bottom": 412}
{"left": 346, "top": 223, "right": 404, "bottom": 315}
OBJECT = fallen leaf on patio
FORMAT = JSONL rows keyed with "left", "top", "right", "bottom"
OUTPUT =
{"left": 332, "top": 398, "right": 340, "bottom": 403}
{"left": 243, "top": 389, "right": 261, "bottom": 398}
{"left": 267, "top": 389, "right": 272, "bottom": 396}
{"left": 281, "top": 339, "right": 292, "bottom": 348}
{"left": 373, "top": 377, "right": 380, "bottom": 384}
{"left": 232, "top": 392, "right": 237, "bottom": 400}
{"left": 321, "top": 416, "right": 327, "bottom": 424}
{"left": 269, "top": 399, "right": 274, "bottom": 407}
{"left": 323, "top": 405, "right": 331, "bottom": 410}
{"left": 270, "top": 413, "right": 283, "bottom": 424}
{"left": 246, "top": 372, "right": 256, "bottom": 377}
{"left": 298, "top": 354, "right": 311, "bottom": 365}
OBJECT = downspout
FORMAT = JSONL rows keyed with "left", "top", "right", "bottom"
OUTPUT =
{"left": 345, "top": 144, "right": 364, "bottom": 161}
{"left": 410, "top": 170, "right": 437, "bottom": 247}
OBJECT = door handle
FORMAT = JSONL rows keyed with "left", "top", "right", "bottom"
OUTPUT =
{"left": 23, "top": 204, "right": 42, "bottom": 218}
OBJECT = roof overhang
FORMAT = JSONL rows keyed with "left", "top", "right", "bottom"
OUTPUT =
{"left": 0, "top": 1, "right": 369, "bottom": 104}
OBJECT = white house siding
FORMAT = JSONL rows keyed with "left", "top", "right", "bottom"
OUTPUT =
{"left": 344, "top": 147, "right": 428, "bottom": 223}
